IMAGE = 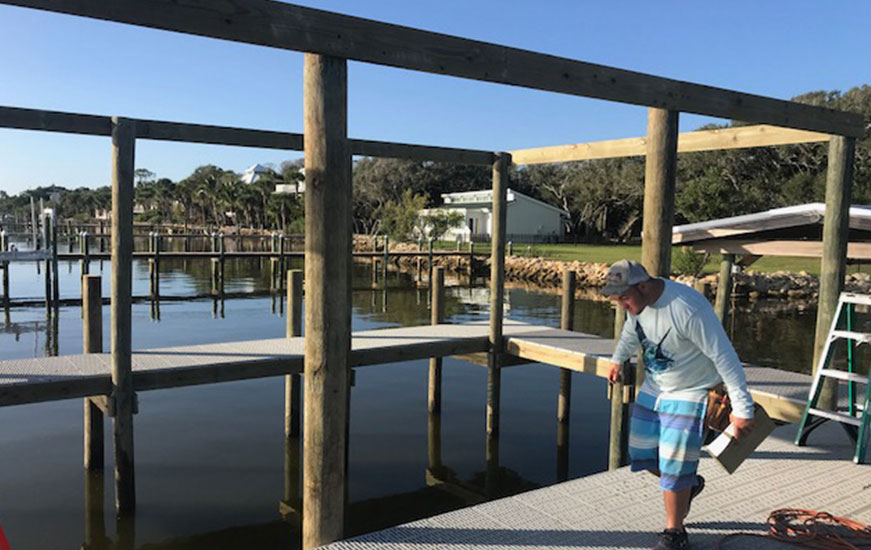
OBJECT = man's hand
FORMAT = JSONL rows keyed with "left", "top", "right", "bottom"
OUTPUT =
{"left": 729, "top": 414, "right": 755, "bottom": 441}
{"left": 608, "top": 362, "right": 622, "bottom": 385}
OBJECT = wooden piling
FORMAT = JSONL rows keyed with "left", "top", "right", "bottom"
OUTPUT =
{"left": 286, "top": 269, "right": 303, "bottom": 438}
{"left": 714, "top": 253, "right": 734, "bottom": 323}
{"left": 51, "top": 212, "right": 59, "bottom": 308}
{"left": 557, "top": 270, "right": 574, "bottom": 422}
{"left": 382, "top": 235, "right": 389, "bottom": 287}
{"left": 487, "top": 152, "right": 510, "bottom": 468}
{"left": 1, "top": 231, "right": 8, "bottom": 310}
{"left": 814, "top": 136, "right": 856, "bottom": 410}
{"left": 30, "top": 196, "right": 38, "bottom": 251}
{"left": 556, "top": 269, "right": 575, "bottom": 481}
{"left": 277, "top": 233, "right": 284, "bottom": 289}
{"left": 83, "top": 274, "right": 104, "bottom": 471}
{"left": 639, "top": 107, "right": 679, "bottom": 393}
{"left": 149, "top": 232, "right": 161, "bottom": 300}
{"left": 428, "top": 238, "right": 434, "bottom": 285}
{"left": 302, "top": 53, "right": 350, "bottom": 550}
{"left": 80, "top": 231, "right": 90, "bottom": 277}
{"left": 110, "top": 116, "right": 136, "bottom": 513}
{"left": 41, "top": 212, "right": 52, "bottom": 314}
{"left": 428, "top": 267, "right": 445, "bottom": 414}
{"left": 608, "top": 303, "right": 631, "bottom": 469}
{"left": 218, "top": 232, "right": 226, "bottom": 295}
{"left": 608, "top": 361, "right": 631, "bottom": 471}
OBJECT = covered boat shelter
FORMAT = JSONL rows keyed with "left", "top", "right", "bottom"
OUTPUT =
{"left": 673, "top": 203, "right": 871, "bottom": 320}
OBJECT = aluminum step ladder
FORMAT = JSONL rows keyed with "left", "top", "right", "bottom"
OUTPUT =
{"left": 795, "top": 292, "right": 871, "bottom": 464}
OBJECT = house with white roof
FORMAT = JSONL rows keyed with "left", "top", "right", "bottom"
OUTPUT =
{"left": 420, "top": 188, "right": 569, "bottom": 243}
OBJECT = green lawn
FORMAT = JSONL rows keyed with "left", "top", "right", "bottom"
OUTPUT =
{"left": 432, "top": 241, "right": 864, "bottom": 277}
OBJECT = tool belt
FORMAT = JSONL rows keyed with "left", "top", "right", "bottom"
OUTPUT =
{"left": 705, "top": 383, "right": 732, "bottom": 433}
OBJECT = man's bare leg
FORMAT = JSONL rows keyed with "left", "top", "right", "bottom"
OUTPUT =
{"left": 648, "top": 469, "right": 693, "bottom": 530}
{"left": 663, "top": 488, "right": 691, "bottom": 531}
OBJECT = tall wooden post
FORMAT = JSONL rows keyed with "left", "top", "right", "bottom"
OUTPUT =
{"left": 1, "top": 231, "right": 8, "bottom": 310}
{"left": 110, "top": 116, "right": 136, "bottom": 513}
{"left": 609, "top": 306, "right": 631, "bottom": 470}
{"left": 428, "top": 238, "right": 434, "bottom": 285}
{"left": 608, "top": 361, "right": 631, "bottom": 470}
{"left": 487, "top": 152, "right": 510, "bottom": 472}
{"left": 286, "top": 269, "right": 303, "bottom": 438}
{"left": 81, "top": 231, "right": 91, "bottom": 277}
{"left": 51, "top": 211, "right": 59, "bottom": 307}
{"left": 428, "top": 267, "right": 445, "bottom": 414}
{"left": 30, "top": 196, "right": 38, "bottom": 252}
{"left": 282, "top": 269, "right": 303, "bottom": 519}
{"left": 714, "top": 253, "right": 734, "bottom": 323}
{"left": 639, "top": 107, "right": 679, "bottom": 392}
{"left": 382, "top": 235, "right": 389, "bottom": 287}
{"left": 83, "top": 275, "right": 104, "bottom": 471}
{"left": 302, "top": 53, "right": 350, "bottom": 550}
{"left": 43, "top": 212, "right": 52, "bottom": 315}
{"left": 557, "top": 269, "right": 575, "bottom": 481}
{"left": 814, "top": 136, "right": 856, "bottom": 410}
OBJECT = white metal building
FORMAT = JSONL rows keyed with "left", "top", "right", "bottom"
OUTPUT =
{"left": 420, "top": 188, "right": 568, "bottom": 242}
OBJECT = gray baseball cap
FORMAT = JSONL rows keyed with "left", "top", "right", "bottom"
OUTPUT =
{"left": 600, "top": 260, "right": 651, "bottom": 295}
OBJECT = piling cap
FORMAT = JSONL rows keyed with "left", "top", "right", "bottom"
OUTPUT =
{"left": 600, "top": 260, "right": 651, "bottom": 295}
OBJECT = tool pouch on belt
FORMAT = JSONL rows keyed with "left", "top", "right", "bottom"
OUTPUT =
{"left": 705, "top": 383, "right": 732, "bottom": 433}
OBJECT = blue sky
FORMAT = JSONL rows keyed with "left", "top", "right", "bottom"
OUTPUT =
{"left": 0, "top": 1, "right": 868, "bottom": 194}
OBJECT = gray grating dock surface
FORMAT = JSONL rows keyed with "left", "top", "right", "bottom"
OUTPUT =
{"left": 322, "top": 423, "right": 871, "bottom": 550}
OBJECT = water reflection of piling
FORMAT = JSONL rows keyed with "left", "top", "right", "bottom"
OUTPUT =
{"left": 84, "top": 470, "right": 107, "bottom": 550}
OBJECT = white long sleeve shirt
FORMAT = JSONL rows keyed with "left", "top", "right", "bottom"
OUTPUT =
{"left": 610, "top": 279, "right": 755, "bottom": 419}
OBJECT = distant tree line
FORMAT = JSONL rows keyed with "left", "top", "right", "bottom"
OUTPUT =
{"left": 2, "top": 86, "right": 869, "bottom": 242}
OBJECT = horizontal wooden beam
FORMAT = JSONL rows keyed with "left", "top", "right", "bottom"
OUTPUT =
{"left": 512, "top": 125, "right": 832, "bottom": 165}
{"left": 350, "top": 139, "right": 494, "bottom": 165}
{"left": 690, "top": 239, "right": 871, "bottom": 260}
{"left": 0, "top": 106, "right": 493, "bottom": 164}
{"left": 136, "top": 118, "right": 303, "bottom": 150}
{"left": 0, "top": 105, "right": 110, "bottom": 136}
{"left": 1, "top": 1, "right": 863, "bottom": 137}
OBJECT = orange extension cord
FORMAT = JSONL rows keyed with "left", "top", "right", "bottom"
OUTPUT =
{"left": 717, "top": 509, "right": 871, "bottom": 550}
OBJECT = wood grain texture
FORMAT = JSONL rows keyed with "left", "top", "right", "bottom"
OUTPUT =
{"left": 641, "top": 108, "right": 679, "bottom": 278}
{"left": 110, "top": 116, "right": 136, "bottom": 514}
{"left": 814, "top": 136, "right": 856, "bottom": 410}
{"left": 2, "top": 1, "right": 862, "bottom": 136}
{"left": 302, "top": 54, "right": 350, "bottom": 550}
{"left": 511, "top": 125, "right": 831, "bottom": 165}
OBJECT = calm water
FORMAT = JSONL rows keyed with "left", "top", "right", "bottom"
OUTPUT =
{"left": 0, "top": 239, "right": 827, "bottom": 549}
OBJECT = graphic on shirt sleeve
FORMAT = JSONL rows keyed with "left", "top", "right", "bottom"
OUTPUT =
{"left": 633, "top": 321, "right": 674, "bottom": 374}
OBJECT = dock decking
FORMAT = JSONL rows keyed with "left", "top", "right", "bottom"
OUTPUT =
{"left": 320, "top": 421, "right": 870, "bottom": 550}
{"left": 1, "top": 320, "right": 811, "bottom": 425}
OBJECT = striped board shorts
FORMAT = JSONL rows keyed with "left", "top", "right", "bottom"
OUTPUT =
{"left": 628, "top": 382, "right": 707, "bottom": 492}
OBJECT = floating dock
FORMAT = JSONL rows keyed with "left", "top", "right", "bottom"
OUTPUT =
{"left": 319, "top": 421, "right": 870, "bottom": 550}
{"left": 0, "top": 320, "right": 810, "bottom": 423}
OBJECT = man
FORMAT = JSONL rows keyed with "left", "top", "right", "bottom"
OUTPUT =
{"left": 602, "top": 260, "right": 755, "bottom": 550}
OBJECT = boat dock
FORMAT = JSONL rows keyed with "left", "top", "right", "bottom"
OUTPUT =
{"left": 0, "top": 2, "right": 864, "bottom": 547}
{"left": 320, "top": 421, "right": 870, "bottom": 550}
{"left": 0, "top": 318, "right": 809, "bottom": 422}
